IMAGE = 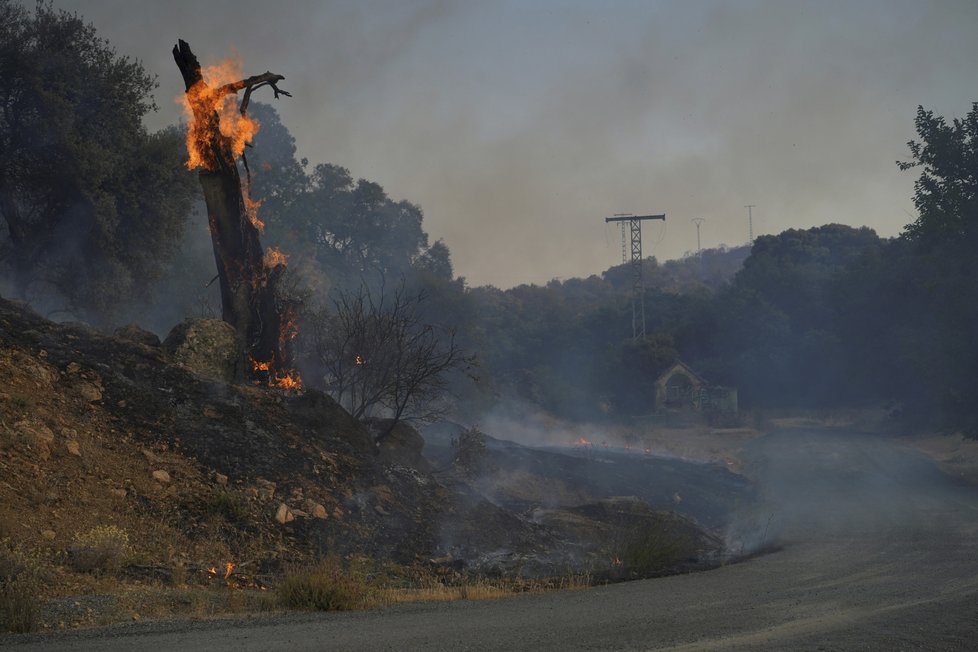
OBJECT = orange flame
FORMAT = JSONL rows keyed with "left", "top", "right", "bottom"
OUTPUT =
{"left": 271, "top": 372, "right": 303, "bottom": 390}
{"left": 355, "top": 355, "right": 365, "bottom": 366}
{"left": 206, "top": 562, "right": 236, "bottom": 584}
{"left": 180, "top": 56, "right": 260, "bottom": 171}
{"left": 264, "top": 246, "right": 288, "bottom": 269}
{"left": 245, "top": 195, "right": 265, "bottom": 233}
{"left": 250, "top": 355, "right": 303, "bottom": 390}
{"left": 573, "top": 437, "right": 592, "bottom": 446}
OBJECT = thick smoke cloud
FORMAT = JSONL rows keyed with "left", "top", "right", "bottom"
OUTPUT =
{"left": 49, "top": 0, "right": 978, "bottom": 288}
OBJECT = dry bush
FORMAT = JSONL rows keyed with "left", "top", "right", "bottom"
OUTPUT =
{"left": 206, "top": 488, "right": 250, "bottom": 524}
{"left": 276, "top": 557, "right": 367, "bottom": 612}
{"left": 0, "top": 540, "right": 46, "bottom": 633}
{"left": 69, "top": 525, "right": 131, "bottom": 575}
{"left": 612, "top": 521, "right": 696, "bottom": 579}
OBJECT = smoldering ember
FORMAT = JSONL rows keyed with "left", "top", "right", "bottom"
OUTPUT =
{"left": 1, "top": 3, "right": 977, "bottom": 649}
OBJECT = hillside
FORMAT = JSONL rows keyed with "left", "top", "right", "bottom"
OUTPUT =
{"left": 0, "top": 296, "right": 740, "bottom": 631}
{"left": 0, "top": 295, "right": 458, "bottom": 625}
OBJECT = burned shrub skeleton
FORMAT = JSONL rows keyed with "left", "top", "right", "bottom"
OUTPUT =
{"left": 172, "top": 39, "right": 300, "bottom": 388}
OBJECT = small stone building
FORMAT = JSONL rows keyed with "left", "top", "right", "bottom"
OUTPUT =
{"left": 654, "top": 360, "right": 737, "bottom": 414}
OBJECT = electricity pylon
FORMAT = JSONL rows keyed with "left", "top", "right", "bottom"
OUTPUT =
{"left": 604, "top": 213, "right": 666, "bottom": 339}
{"left": 745, "top": 204, "right": 755, "bottom": 245}
{"left": 692, "top": 217, "right": 705, "bottom": 275}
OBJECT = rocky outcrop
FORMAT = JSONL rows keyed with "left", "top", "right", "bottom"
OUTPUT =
{"left": 162, "top": 319, "right": 239, "bottom": 382}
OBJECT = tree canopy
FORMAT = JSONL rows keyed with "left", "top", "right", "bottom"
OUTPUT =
{"left": 899, "top": 103, "right": 978, "bottom": 247}
{"left": 244, "top": 103, "right": 444, "bottom": 294}
{"left": 0, "top": 1, "right": 196, "bottom": 322}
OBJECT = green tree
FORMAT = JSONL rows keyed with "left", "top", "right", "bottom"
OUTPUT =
{"left": 899, "top": 103, "right": 978, "bottom": 247}
{"left": 244, "top": 105, "right": 454, "bottom": 294}
{"left": 887, "top": 103, "right": 978, "bottom": 434}
{"left": 703, "top": 225, "right": 882, "bottom": 407}
{"left": 0, "top": 2, "right": 196, "bottom": 322}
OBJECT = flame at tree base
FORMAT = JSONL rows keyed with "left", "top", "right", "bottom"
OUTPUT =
{"left": 250, "top": 355, "right": 303, "bottom": 391}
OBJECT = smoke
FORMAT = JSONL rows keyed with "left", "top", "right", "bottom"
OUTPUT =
{"left": 722, "top": 426, "right": 965, "bottom": 557}
{"left": 44, "top": 0, "right": 978, "bottom": 289}
{"left": 111, "top": 202, "right": 222, "bottom": 337}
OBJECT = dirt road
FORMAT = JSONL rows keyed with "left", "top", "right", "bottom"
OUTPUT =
{"left": 9, "top": 429, "right": 978, "bottom": 650}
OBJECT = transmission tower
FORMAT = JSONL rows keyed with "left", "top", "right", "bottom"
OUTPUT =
{"left": 613, "top": 213, "right": 630, "bottom": 264}
{"left": 745, "top": 204, "right": 755, "bottom": 245}
{"left": 691, "top": 218, "right": 705, "bottom": 254}
{"left": 691, "top": 217, "right": 705, "bottom": 275}
{"left": 604, "top": 213, "right": 666, "bottom": 339}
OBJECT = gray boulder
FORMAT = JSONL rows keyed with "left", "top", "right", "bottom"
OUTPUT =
{"left": 162, "top": 319, "right": 240, "bottom": 382}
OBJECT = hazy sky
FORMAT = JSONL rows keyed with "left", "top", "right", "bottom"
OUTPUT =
{"left": 49, "top": 0, "right": 978, "bottom": 288}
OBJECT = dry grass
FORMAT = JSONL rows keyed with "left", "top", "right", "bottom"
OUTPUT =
{"left": 373, "top": 582, "right": 512, "bottom": 606}
{"left": 274, "top": 555, "right": 595, "bottom": 613}
{"left": 0, "top": 540, "right": 47, "bottom": 633}
{"left": 370, "top": 574, "right": 594, "bottom": 607}
{"left": 370, "top": 561, "right": 593, "bottom": 608}
{"left": 68, "top": 525, "right": 131, "bottom": 575}
{"left": 276, "top": 558, "right": 369, "bottom": 612}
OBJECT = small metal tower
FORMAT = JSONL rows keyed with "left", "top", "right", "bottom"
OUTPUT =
{"left": 692, "top": 217, "right": 705, "bottom": 275}
{"left": 604, "top": 213, "right": 666, "bottom": 339}
{"left": 745, "top": 204, "right": 755, "bottom": 245}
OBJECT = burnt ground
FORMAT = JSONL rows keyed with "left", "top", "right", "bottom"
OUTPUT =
{"left": 424, "top": 424, "right": 755, "bottom": 574}
{"left": 430, "top": 432, "right": 750, "bottom": 531}
{"left": 10, "top": 427, "right": 978, "bottom": 651}
{"left": 0, "top": 297, "right": 749, "bottom": 631}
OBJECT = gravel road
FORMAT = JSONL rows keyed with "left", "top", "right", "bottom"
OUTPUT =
{"left": 7, "top": 428, "right": 978, "bottom": 651}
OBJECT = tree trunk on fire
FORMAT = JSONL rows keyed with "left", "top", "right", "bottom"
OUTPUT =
{"left": 172, "top": 39, "right": 297, "bottom": 384}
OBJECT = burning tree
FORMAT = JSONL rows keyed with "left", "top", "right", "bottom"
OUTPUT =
{"left": 172, "top": 40, "right": 299, "bottom": 387}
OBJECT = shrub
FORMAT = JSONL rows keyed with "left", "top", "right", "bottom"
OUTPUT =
{"left": 614, "top": 521, "right": 695, "bottom": 578}
{"left": 69, "top": 525, "right": 131, "bottom": 575}
{"left": 0, "top": 541, "right": 45, "bottom": 633}
{"left": 207, "top": 488, "right": 249, "bottom": 524}
{"left": 277, "top": 558, "right": 367, "bottom": 611}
